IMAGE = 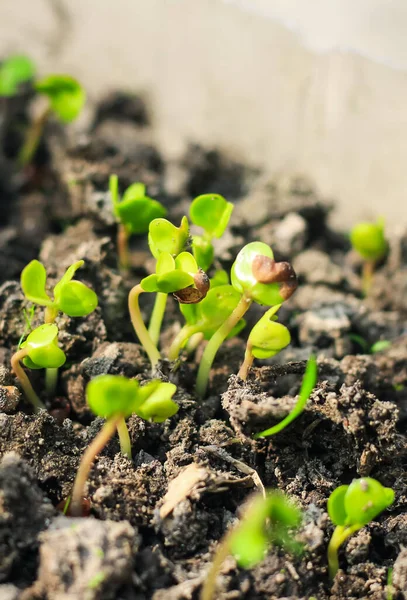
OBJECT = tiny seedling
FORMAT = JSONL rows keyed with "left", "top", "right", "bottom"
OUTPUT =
{"left": 189, "top": 193, "right": 234, "bottom": 271}
{"left": 253, "top": 355, "right": 317, "bottom": 438}
{"left": 237, "top": 304, "right": 291, "bottom": 380}
{"left": 349, "top": 334, "right": 392, "bottom": 355}
{"left": 109, "top": 174, "right": 167, "bottom": 270}
{"left": 200, "top": 490, "right": 302, "bottom": 600}
{"left": 195, "top": 241, "right": 297, "bottom": 398}
{"left": 11, "top": 323, "right": 66, "bottom": 412}
{"left": 70, "top": 374, "right": 178, "bottom": 516}
{"left": 0, "top": 55, "right": 35, "bottom": 96}
{"left": 350, "top": 218, "right": 388, "bottom": 295}
{"left": 18, "top": 74, "right": 85, "bottom": 165}
{"left": 327, "top": 477, "right": 395, "bottom": 579}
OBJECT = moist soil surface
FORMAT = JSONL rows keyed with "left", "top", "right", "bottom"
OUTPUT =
{"left": 0, "top": 91, "right": 407, "bottom": 600}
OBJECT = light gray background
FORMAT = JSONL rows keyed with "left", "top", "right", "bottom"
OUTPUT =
{"left": 1, "top": 0, "right": 406, "bottom": 229}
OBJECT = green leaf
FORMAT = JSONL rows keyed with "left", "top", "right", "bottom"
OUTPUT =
{"left": 254, "top": 356, "right": 317, "bottom": 438}
{"left": 249, "top": 305, "right": 291, "bottom": 359}
{"left": 55, "top": 280, "right": 98, "bottom": 317}
{"left": 86, "top": 374, "right": 141, "bottom": 419}
{"left": 350, "top": 218, "right": 388, "bottom": 262}
{"left": 53, "top": 260, "right": 85, "bottom": 298}
{"left": 21, "top": 260, "right": 53, "bottom": 306}
{"left": 122, "top": 183, "right": 146, "bottom": 201}
{"left": 230, "top": 526, "right": 268, "bottom": 569}
{"left": 198, "top": 284, "right": 244, "bottom": 338}
{"left": 210, "top": 270, "right": 229, "bottom": 287}
{"left": 156, "top": 252, "right": 175, "bottom": 275}
{"left": 109, "top": 174, "right": 119, "bottom": 216}
{"left": 191, "top": 236, "right": 214, "bottom": 272}
{"left": 148, "top": 216, "right": 189, "bottom": 259}
{"left": 116, "top": 196, "right": 167, "bottom": 234}
{"left": 174, "top": 252, "right": 198, "bottom": 275}
{"left": 344, "top": 478, "right": 395, "bottom": 526}
{"left": 370, "top": 340, "right": 391, "bottom": 353}
{"left": 0, "top": 55, "right": 35, "bottom": 96}
{"left": 24, "top": 323, "right": 66, "bottom": 368}
{"left": 157, "top": 271, "right": 195, "bottom": 293}
{"left": 327, "top": 485, "right": 349, "bottom": 526}
{"left": 35, "top": 75, "right": 85, "bottom": 122}
{"left": 134, "top": 381, "right": 178, "bottom": 422}
{"left": 190, "top": 194, "right": 234, "bottom": 238}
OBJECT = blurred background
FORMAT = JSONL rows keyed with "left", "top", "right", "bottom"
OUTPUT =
{"left": 1, "top": 0, "right": 406, "bottom": 229}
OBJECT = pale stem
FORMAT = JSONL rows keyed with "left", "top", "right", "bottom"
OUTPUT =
{"left": 18, "top": 105, "right": 52, "bottom": 166}
{"left": 186, "top": 332, "right": 204, "bottom": 354}
{"left": 237, "top": 342, "right": 254, "bottom": 381}
{"left": 11, "top": 348, "right": 46, "bottom": 412}
{"left": 71, "top": 417, "right": 120, "bottom": 517}
{"left": 116, "top": 416, "right": 132, "bottom": 459}
{"left": 200, "top": 528, "right": 234, "bottom": 600}
{"left": 362, "top": 259, "right": 376, "bottom": 296}
{"left": 195, "top": 294, "right": 252, "bottom": 398}
{"left": 327, "top": 524, "right": 360, "bottom": 579}
{"left": 117, "top": 223, "right": 130, "bottom": 271}
{"left": 168, "top": 324, "right": 203, "bottom": 361}
{"left": 45, "top": 367, "right": 59, "bottom": 397}
{"left": 128, "top": 284, "right": 161, "bottom": 368}
{"left": 148, "top": 292, "right": 168, "bottom": 347}
{"left": 44, "top": 306, "right": 58, "bottom": 324}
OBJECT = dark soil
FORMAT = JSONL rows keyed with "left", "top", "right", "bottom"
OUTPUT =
{"left": 0, "top": 90, "right": 407, "bottom": 600}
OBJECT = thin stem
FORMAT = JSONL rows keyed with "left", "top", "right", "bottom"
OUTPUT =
{"left": 117, "top": 223, "right": 130, "bottom": 271}
{"left": 148, "top": 292, "right": 168, "bottom": 347}
{"left": 186, "top": 332, "right": 204, "bottom": 354}
{"left": 116, "top": 417, "right": 132, "bottom": 459}
{"left": 71, "top": 417, "right": 120, "bottom": 517}
{"left": 18, "top": 105, "right": 52, "bottom": 166}
{"left": 44, "top": 305, "right": 58, "bottom": 324}
{"left": 128, "top": 284, "right": 161, "bottom": 368}
{"left": 45, "top": 367, "right": 59, "bottom": 397}
{"left": 328, "top": 524, "right": 360, "bottom": 579}
{"left": 200, "top": 528, "right": 234, "bottom": 600}
{"left": 362, "top": 260, "right": 376, "bottom": 296}
{"left": 11, "top": 348, "right": 46, "bottom": 412}
{"left": 196, "top": 294, "right": 252, "bottom": 398}
{"left": 168, "top": 324, "right": 203, "bottom": 361}
{"left": 237, "top": 343, "right": 254, "bottom": 381}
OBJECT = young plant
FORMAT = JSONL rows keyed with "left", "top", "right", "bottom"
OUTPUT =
{"left": 195, "top": 241, "right": 298, "bottom": 398}
{"left": 70, "top": 374, "right": 178, "bottom": 516}
{"left": 11, "top": 323, "right": 66, "bottom": 412}
{"left": 109, "top": 174, "right": 167, "bottom": 270}
{"left": 18, "top": 74, "right": 85, "bottom": 165}
{"left": 254, "top": 355, "right": 317, "bottom": 438}
{"left": 200, "top": 490, "right": 302, "bottom": 600}
{"left": 0, "top": 55, "right": 35, "bottom": 96}
{"left": 350, "top": 218, "right": 388, "bottom": 295}
{"left": 237, "top": 304, "right": 290, "bottom": 380}
{"left": 189, "top": 193, "right": 234, "bottom": 271}
{"left": 327, "top": 477, "right": 395, "bottom": 579}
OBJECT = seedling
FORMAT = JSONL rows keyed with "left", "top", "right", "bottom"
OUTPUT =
{"left": 109, "top": 174, "right": 167, "bottom": 270}
{"left": 70, "top": 374, "right": 178, "bottom": 516}
{"left": 237, "top": 304, "right": 291, "bottom": 380}
{"left": 350, "top": 218, "right": 388, "bottom": 295}
{"left": 189, "top": 193, "right": 234, "bottom": 271}
{"left": 200, "top": 490, "right": 302, "bottom": 600}
{"left": 0, "top": 55, "right": 35, "bottom": 96}
{"left": 254, "top": 355, "right": 317, "bottom": 438}
{"left": 18, "top": 74, "right": 85, "bottom": 165}
{"left": 195, "top": 241, "right": 297, "bottom": 398}
{"left": 349, "top": 334, "right": 392, "bottom": 354}
{"left": 11, "top": 323, "right": 66, "bottom": 412}
{"left": 327, "top": 477, "right": 395, "bottom": 579}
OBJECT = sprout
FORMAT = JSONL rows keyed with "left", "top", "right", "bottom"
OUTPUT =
{"left": 21, "top": 259, "right": 98, "bottom": 323}
{"left": 18, "top": 74, "right": 85, "bottom": 165}
{"left": 148, "top": 216, "right": 189, "bottom": 259}
{"left": 327, "top": 477, "right": 395, "bottom": 579}
{"left": 189, "top": 193, "right": 234, "bottom": 271}
{"left": 237, "top": 304, "right": 290, "bottom": 380}
{"left": 350, "top": 218, "right": 388, "bottom": 295}
{"left": 10, "top": 323, "right": 66, "bottom": 412}
{"left": 253, "top": 355, "right": 317, "bottom": 438}
{"left": 195, "top": 242, "right": 297, "bottom": 398}
{"left": 109, "top": 174, "right": 167, "bottom": 270}
{"left": 70, "top": 374, "right": 178, "bottom": 516}
{"left": 200, "top": 490, "right": 302, "bottom": 600}
{"left": 0, "top": 55, "right": 35, "bottom": 96}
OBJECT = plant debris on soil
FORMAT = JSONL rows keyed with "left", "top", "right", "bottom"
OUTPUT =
{"left": 1, "top": 89, "right": 407, "bottom": 600}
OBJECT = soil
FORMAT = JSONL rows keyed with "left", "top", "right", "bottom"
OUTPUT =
{"left": 0, "top": 90, "right": 407, "bottom": 600}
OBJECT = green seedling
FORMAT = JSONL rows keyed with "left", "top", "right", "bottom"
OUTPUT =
{"left": 327, "top": 477, "right": 395, "bottom": 579}
{"left": 109, "top": 174, "right": 167, "bottom": 270}
{"left": 349, "top": 334, "right": 392, "bottom": 354}
{"left": 350, "top": 218, "right": 388, "bottom": 295}
{"left": 254, "top": 355, "right": 317, "bottom": 438}
{"left": 237, "top": 304, "right": 291, "bottom": 380}
{"left": 189, "top": 193, "right": 234, "bottom": 271}
{"left": 70, "top": 374, "right": 178, "bottom": 516}
{"left": 196, "top": 241, "right": 298, "bottom": 398}
{"left": 200, "top": 490, "right": 302, "bottom": 600}
{"left": 11, "top": 323, "right": 66, "bottom": 412}
{"left": 168, "top": 283, "right": 246, "bottom": 360}
{"left": 0, "top": 55, "right": 35, "bottom": 96}
{"left": 18, "top": 74, "right": 85, "bottom": 165}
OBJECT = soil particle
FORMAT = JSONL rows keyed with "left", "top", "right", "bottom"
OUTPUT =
{"left": 0, "top": 452, "right": 54, "bottom": 584}
{"left": 296, "top": 303, "right": 353, "bottom": 358}
{"left": 93, "top": 91, "right": 150, "bottom": 128}
{"left": 37, "top": 516, "right": 137, "bottom": 600}
{"left": 159, "top": 499, "right": 210, "bottom": 558}
{"left": 293, "top": 249, "right": 346, "bottom": 288}
{"left": 0, "top": 385, "right": 20, "bottom": 413}
{"left": 272, "top": 212, "right": 308, "bottom": 256}
{"left": 392, "top": 547, "right": 407, "bottom": 596}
